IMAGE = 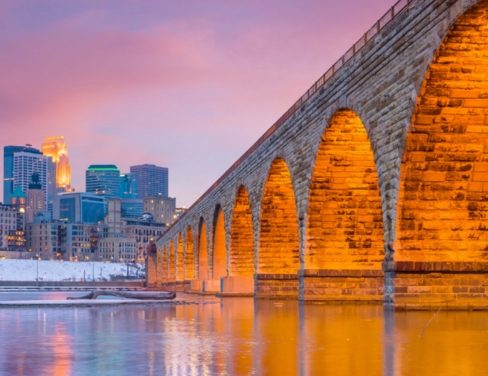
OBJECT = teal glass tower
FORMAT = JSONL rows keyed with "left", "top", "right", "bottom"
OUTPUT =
{"left": 85, "top": 165, "right": 120, "bottom": 198}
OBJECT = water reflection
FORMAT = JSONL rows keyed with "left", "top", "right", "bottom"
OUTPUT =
{"left": 0, "top": 296, "right": 487, "bottom": 375}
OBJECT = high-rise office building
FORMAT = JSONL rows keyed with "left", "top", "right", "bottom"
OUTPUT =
{"left": 86, "top": 165, "right": 120, "bottom": 198}
{"left": 10, "top": 150, "right": 49, "bottom": 207}
{"left": 130, "top": 164, "right": 168, "bottom": 198}
{"left": 41, "top": 136, "right": 72, "bottom": 192}
{"left": 3, "top": 146, "right": 42, "bottom": 204}
{"left": 117, "top": 173, "right": 138, "bottom": 199}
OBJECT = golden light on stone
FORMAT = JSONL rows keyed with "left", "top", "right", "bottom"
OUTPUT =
{"left": 306, "top": 109, "right": 384, "bottom": 271}
{"left": 185, "top": 226, "right": 195, "bottom": 280}
{"left": 259, "top": 158, "right": 299, "bottom": 275}
{"left": 229, "top": 185, "right": 254, "bottom": 277}
{"left": 176, "top": 233, "right": 184, "bottom": 282}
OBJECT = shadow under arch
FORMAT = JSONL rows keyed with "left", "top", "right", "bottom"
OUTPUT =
{"left": 198, "top": 217, "right": 209, "bottom": 280}
{"left": 212, "top": 204, "right": 227, "bottom": 280}
{"left": 257, "top": 157, "right": 299, "bottom": 298}
{"left": 390, "top": 0, "right": 488, "bottom": 309}
{"left": 230, "top": 185, "right": 255, "bottom": 276}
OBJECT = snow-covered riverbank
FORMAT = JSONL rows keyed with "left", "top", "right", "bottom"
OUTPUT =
{"left": 0, "top": 259, "right": 144, "bottom": 281}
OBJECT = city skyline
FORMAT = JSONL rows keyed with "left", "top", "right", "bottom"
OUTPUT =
{"left": 0, "top": 0, "right": 396, "bottom": 208}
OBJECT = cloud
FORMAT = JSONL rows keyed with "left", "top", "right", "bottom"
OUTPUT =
{"left": 0, "top": 0, "right": 397, "bottom": 205}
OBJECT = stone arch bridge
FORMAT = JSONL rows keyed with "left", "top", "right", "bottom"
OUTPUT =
{"left": 148, "top": 0, "right": 488, "bottom": 310}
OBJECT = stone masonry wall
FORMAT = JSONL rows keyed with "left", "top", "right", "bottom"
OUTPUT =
{"left": 229, "top": 186, "right": 255, "bottom": 276}
{"left": 154, "top": 0, "right": 488, "bottom": 307}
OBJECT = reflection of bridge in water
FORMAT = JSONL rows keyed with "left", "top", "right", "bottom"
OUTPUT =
{"left": 149, "top": 0, "right": 488, "bottom": 310}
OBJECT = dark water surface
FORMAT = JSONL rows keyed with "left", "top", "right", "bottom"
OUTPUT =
{"left": 0, "top": 293, "right": 487, "bottom": 375}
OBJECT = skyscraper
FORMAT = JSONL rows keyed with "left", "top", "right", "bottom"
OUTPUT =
{"left": 86, "top": 165, "right": 120, "bottom": 198}
{"left": 41, "top": 136, "right": 71, "bottom": 192}
{"left": 117, "top": 173, "right": 138, "bottom": 199}
{"left": 3, "top": 145, "right": 42, "bottom": 204}
{"left": 130, "top": 164, "right": 168, "bottom": 198}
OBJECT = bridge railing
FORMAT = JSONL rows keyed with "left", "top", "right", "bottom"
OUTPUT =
{"left": 167, "top": 0, "right": 414, "bottom": 232}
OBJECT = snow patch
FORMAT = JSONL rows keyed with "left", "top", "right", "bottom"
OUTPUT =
{"left": 0, "top": 259, "right": 144, "bottom": 281}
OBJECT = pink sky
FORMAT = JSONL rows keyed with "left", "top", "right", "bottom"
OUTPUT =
{"left": 0, "top": 0, "right": 396, "bottom": 207}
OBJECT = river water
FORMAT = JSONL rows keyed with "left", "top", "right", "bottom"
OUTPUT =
{"left": 0, "top": 293, "right": 487, "bottom": 375}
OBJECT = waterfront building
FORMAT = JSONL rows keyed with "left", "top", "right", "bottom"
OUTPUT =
{"left": 25, "top": 173, "right": 46, "bottom": 223}
{"left": 86, "top": 164, "right": 120, "bottom": 198}
{"left": 3, "top": 145, "right": 42, "bottom": 204}
{"left": 41, "top": 136, "right": 72, "bottom": 192}
{"left": 53, "top": 192, "right": 106, "bottom": 224}
{"left": 0, "top": 204, "right": 19, "bottom": 250}
{"left": 130, "top": 164, "right": 168, "bottom": 198}
{"left": 143, "top": 196, "right": 176, "bottom": 225}
{"left": 122, "top": 217, "right": 167, "bottom": 261}
{"left": 25, "top": 221, "right": 64, "bottom": 259}
{"left": 26, "top": 221, "right": 105, "bottom": 261}
{"left": 98, "top": 237, "right": 137, "bottom": 262}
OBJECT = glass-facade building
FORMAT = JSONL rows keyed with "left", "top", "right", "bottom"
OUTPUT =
{"left": 130, "top": 164, "right": 168, "bottom": 198}
{"left": 55, "top": 192, "right": 105, "bottom": 224}
{"left": 121, "top": 198, "right": 143, "bottom": 219}
{"left": 117, "top": 173, "right": 138, "bottom": 199}
{"left": 3, "top": 146, "right": 43, "bottom": 204}
{"left": 86, "top": 165, "right": 120, "bottom": 198}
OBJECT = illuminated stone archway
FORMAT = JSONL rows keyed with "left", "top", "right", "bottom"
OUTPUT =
{"left": 398, "top": 2, "right": 488, "bottom": 262}
{"left": 390, "top": 0, "right": 488, "bottom": 309}
{"left": 307, "top": 109, "right": 384, "bottom": 269}
{"left": 213, "top": 205, "right": 227, "bottom": 280}
{"left": 185, "top": 227, "right": 195, "bottom": 280}
{"left": 176, "top": 234, "right": 184, "bottom": 288}
{"left": 257, "top": 158, "right": 299, "bottom": 297}
{"left": 169, "top": 240, "right": 176, "bottom": 283}
{"left": 198, "top": 218, "right": 209, "bottom": 280}
{"left": 302, "top": 109, "right": 384, "bottom": 302}
{"left": 230, "top": 185, "right": 255, "bottom": 276}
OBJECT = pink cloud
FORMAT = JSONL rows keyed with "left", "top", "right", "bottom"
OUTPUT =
{"left": 0, "top": 0, "right": 396, "bottom": 205}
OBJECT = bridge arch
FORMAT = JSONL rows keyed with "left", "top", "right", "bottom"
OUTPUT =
{"left": 212, "top": 204, "right": 227, "bottom": 279}
{"left": 258, "top": 157, "right": 300, "bottom": 274}
{"left": 397, "top": 0, "right": 488, "bottom": 263}
{"left": 230, "top": 185, "right": 255, "bottom": 276}
{"left": 176, "top": 233, "right": 184, "bottom": 281}
{"left": 169, "top": 240, "right": 176, "bottom": 283}
{"left": 306, "top": 109, "right": 384, "bottom": 270}
{"left": 185, "top": 226, "right": 195, "bottom": 280}
{"left": 198, "top": 217, "right": 209, "bottom": 280}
